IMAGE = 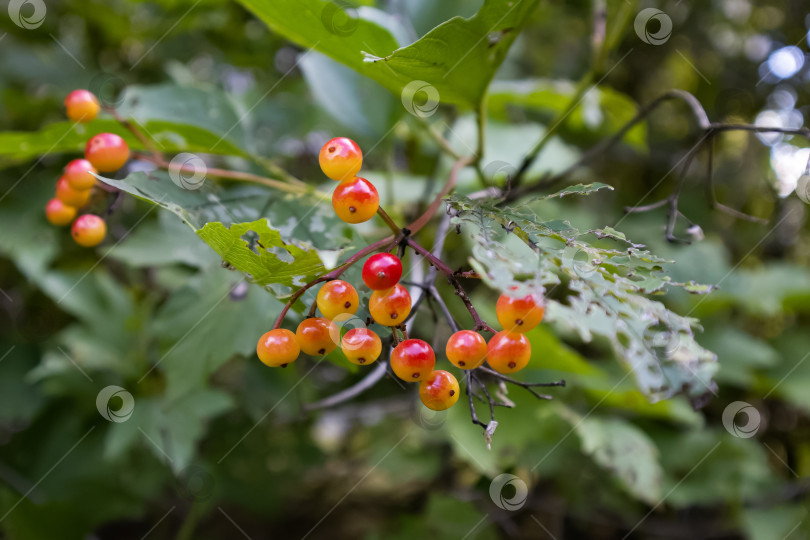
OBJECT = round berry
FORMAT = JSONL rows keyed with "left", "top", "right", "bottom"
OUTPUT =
{"left": 319, "top": 137, "right": 362, "bottom": 181}
{"left": 45, "top": 198, "right": 77, "bottom": 226}
{"left": 419, "top": 370, "right": 460, "bottom": 411}
{"left": 487, "top": 331, "right": 531, "bottom": 374}
{"left": 316, "top": 280, "right": 359, "bottom": 320}
{"left": 296, "top": 317, "right": 339, "bottom": 356}
{"left": 496, "top": 288, "right": 545, "bottom": 333}
{"left": 65, "top": 90, "right": 100, "bottom": 123}
{"left": 71, "top": 214, "right": 107, "bottom": 247}
{"left": 390, "top": 339, "right": 436, "bottom": 381}
{"left": 63, "top": 159, "right": 98, "bottom": 190}
{"left": 341, "top": 328, "right": 382, "bottom": 365}
{"left": 256, "top": 329, "right": 300, "bottom": 367}
{"left": 446, "top": 330, "right": 487, "bottom": 370}
{"left": 55, "top": 177, "right": 91, "bottom": 207}
{"left": 369, "top": 284, "right": 412, "bottom": 327}
{"left": 85, "top": 133, "right": 130, "bottom": 173}
{"left": 332, "top": 176, "right": 379, "bottom": 224}
{"left": 362, "top": 253, "right": 403, "bottom": 290}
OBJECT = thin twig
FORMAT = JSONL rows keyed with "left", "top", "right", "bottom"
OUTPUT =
{"left": 303, "top": 361, "right": 388, "bottom": 411}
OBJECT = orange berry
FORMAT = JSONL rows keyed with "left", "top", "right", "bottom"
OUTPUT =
{"left": 295, "top": 317, "right": 339, "bottom": 356}
{"left": 65, "top": 89, "right": 100, "bottom": 123}
{"left": 369, "top": 284, "right": 411, "bottom": 327}
{"left": 85, "top": 133, "right": 130, "bottom": 173}
{"left": 55, "top": 176, "right": 91, "bottom": 207}
{"left": 495, "top": 287, "right": 545, "bottom": 333}
{"left": 316, "top": 280, "right": 359, "bottom": 320}
{"left": 487, "top": 331, "right": 531, "bottom": 374}
{"left": 319, "top": 137, "right": 362, "bottom": 181}
{"left": 63, "top": 159, "right": 98, "bottom": 190}
{"left": 256, "top": 329, "right": 300, "bottom": 367}
{"left": 332, "top": 176, "right": 379, "bottom": 224}
{"left": 71, "top": 214, "right": 107, "bottom": 247}
{"left": 45, "top": 198, "right": 77, "bottom": 226}
{"left": 390, "top": 339, "right": 435, "bottom": 382}
{"left": 445, "top": 330, "right": 487, "bottom": 369}
{"left": 419, "top": 370, "right": 460, "bottom": 411}
{"left": 341, "top": 328, "right": 382, "bottom": 365}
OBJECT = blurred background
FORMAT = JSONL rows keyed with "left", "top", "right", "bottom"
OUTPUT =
{"left": 1, "top": 0, "right": 810, "bottom": 538}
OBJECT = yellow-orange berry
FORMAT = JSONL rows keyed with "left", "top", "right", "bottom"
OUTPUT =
{"left": 496, "top": 287, "right": 545, "bottom": 333}
{"left": 296, "top": 317, "right": 339, "bottom": 356}
{"left": 487, "top": 331, "right": 531, "bottom": 374}
{"left": 319, "top": 137, "right": 362, "bottom": 181}
{"left": 256, "top": 329, "right": 300, "bottom": 367}
{"left": 390, "top": 339, "right": 435, "bottom": 382}
{"left": 341, "top": 328, "right": 382, "bottom": 365}
{"left": 419, "top": 370, "right": 460, "bottom": 411}
{"left": 332, "top": 177, "right": 379, "bottom": 224}
{"left": 63, "top": 159, "right": 98, "bottom": 190}
{"left": 445, "top": 330, "right": 487, "bottom": 369}
{"left": 369, "top": 284, "right": 411, "bottom": 327}
{"left": 55, "top": 177, "right": 91, "bottom": 207}
{"left": 71, "top": 214, "right": 107, "bottom": 247}
{"left": 45, "top": 198, "right": 77, "bottom": 226}
{"left": 65, "top": 90, "right": 100, "bottom": 123}
{"left": 85, "top": 133, "right": 130, "bottom": 173}
{"left": 316, "top": 280, "right": 359, "bottom": 320}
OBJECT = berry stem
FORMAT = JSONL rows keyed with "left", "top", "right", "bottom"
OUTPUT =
{"left": 465, "top": 371, "right": 488, "bottom": 430}
{"left": 376, "top": 206, "right": 401, "bottom": 236}
{"left": 106, "top": 106, "right": 164, "bottom": 162}
{"left": 407, "top": 155, "right": 473, "bottom": 235}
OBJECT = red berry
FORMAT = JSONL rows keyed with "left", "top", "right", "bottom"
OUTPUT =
{"left": 332, "top": 176, "right": 379, "bottom": 224}
{"left": 316, "top": 280, "right": 359, "bottom": 320}
{"left": 296, "top": 317, "right": 339, "bottom": 356}
{"left": 65, "top": 90, "right": 100, "bottom": 123}
{"left": 64, "top": 159, "right": 98, "bottom": 190}
{"left": 487, "top": 331, "right": 531, "bottom": 374}
{"left": 256, "top": 329, "right": 300, "bottom": 367}
{"left": 71, "top": 214, "right": 107, "bottom": 247}
{"left": 85, "top": 133, "right": 130, "bottom": 173}
{"left": 445, "top": 330, "right": 487, "bottom": 370}
{"left": 319, "top": 137, "right": 362, "bottom": 181}
{"left": 390, "top": 339, "right": 435, "bottom": 381}
{"left": 369, "top": 284, "right": 412, "bottom": 327}
{"left": 362, "top": 253, "right": 403, "bottom": 290}
{"left": 341, "top": 328, "right": 382, "bottom": 365}
{"left": 496, "top": 287, "right": 545, "bottom": 333}
{"left": 45, "top": 198, "right": 77, "bottom": 227}
{"left": 419, "top": 370, "right": 460, "bottom": 411}
{"left": 55, "top": 177, "right": 91, "bottom": 207}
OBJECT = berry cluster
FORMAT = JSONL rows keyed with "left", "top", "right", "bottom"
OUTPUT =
{"left": 45, "top": 90, "right": 132, "bottom": 247}
{"left": 256, "top": 137, "right": 549, "bottom": 414}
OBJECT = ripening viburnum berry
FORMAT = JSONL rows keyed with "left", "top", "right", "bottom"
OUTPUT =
{"left": 319, "top": 137, "right": 362, "bottom": 182}
{"left": 390, "top": 339, "right": 435, "bottom": 381}
{"left": 341, "top": 328, "right": 382, "bottom": 365}
{"left": 256, "top": 329, "right": 300, "bottom": 367}
{"left": 63, "top": 159, "right": 98, "bottom": 190}
{"left": 362, "top": 253, "right": 403, "bottom": 290}
{"left": 316, "top": 280, "right": 359, "bottom": 320}
{"left": 487, "top": 330, "right": 531, "bottom": 374}
{"left": 445, "top": 330, "right": 487, "bottom": 369}
{"left": 495, "top": 287, "right": 545, "bottom": 333}
{"left": 71, "top": 214, "right": 107, "bottom": 247}
{"left": 85, "top": 133, "right": 130, "bottom": 172}
{"left": 65, "top": 90, "right": 100, "bottom": 123}
{"left": 45, "top": 198, "right": 77, "bottom": 227}
{"left": 419, "top": 370, "right": 460, "bottom": 411}
{"left": 332, "top": 177, "right": 379, "bottom": 224}
{"left": 55, "top": 177, "right": 91, "bottom": 207}
{"left": 296, "top": 317, "right": 339, "bottom": 356}
{"left": 369, "top": 284, "right": 412, "bottom": 326}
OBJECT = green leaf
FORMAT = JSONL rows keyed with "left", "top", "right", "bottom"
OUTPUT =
{"left": 197, "top": 219, "right": 326, "bottom": 296}
{"left": 536, "top": 182, "right": 614, "bottom": 200}
{"left": 237, "top": 0, "right": 540, "bottom": 108}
